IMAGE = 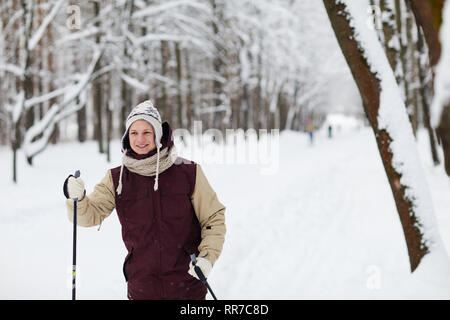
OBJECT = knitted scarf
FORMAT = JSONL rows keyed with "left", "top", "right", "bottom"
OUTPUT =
{"left": 116, "top": 145, "right": 177, "bottom": 196}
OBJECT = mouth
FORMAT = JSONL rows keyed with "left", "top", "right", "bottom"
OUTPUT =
{"left": 135, "top": 144, "right": 149, "bottom": 150}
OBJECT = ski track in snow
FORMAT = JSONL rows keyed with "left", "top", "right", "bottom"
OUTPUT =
{"left": 0, "top": 127, "right": 449, "bottom": 299}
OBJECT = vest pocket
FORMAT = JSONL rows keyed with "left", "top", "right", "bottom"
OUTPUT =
{"left": 118, "top": 187, "right": 151, "bottom": 224}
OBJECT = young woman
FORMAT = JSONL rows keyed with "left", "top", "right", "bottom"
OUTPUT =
{"left": 63, "top": 100, "right": 226, "bottom": 300}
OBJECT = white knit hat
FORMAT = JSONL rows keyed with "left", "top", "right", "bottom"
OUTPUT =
{"left": 121, "top": 100, "right": 163, "bottom": 151}
{"left": 117, "top": 100, "right": 163, "bottom": 194}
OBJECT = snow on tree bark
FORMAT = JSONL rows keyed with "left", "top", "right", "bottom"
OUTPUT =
{"left": 322, "top": 0, "right": 447, "bottom": 272}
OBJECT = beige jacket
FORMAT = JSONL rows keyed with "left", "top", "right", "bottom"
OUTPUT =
{"left": 67, "top": 164, "right": 226, "bottom": 265}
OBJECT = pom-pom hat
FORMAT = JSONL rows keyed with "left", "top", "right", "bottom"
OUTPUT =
{"left": 121, "top": 100, "right": 163, "bottom": 152}
{"left": 117, "top": 100, "right": 164, "bottom": 194}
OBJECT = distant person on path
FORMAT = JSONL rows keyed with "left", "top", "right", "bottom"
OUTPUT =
{"left": 328, "top": 125, "right": 333, "bottom": 139}
{"left": 306, "top": 118, "right": 315, "bottom": 145}
{"left": 63, "top": 100, "right": 226, "bottom": 300}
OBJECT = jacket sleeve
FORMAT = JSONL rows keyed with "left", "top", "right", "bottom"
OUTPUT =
{"left": 191, "top": 164, "right": 226, "bottom": 266}
{"left": 66, "top": 170, "right": 116, "bottom": 227}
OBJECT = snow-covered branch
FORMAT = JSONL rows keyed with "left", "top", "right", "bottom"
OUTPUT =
{"left": 23, "top": 49, "right": 103, "bottom": 161}
{"left": 55, "top": 27, "right": 101, "bottom": 45}
{"left": 132, "top": 0, "right": 210, "bottom": 19}
{"left": 0, "top": 64, "right": 24, "bottom": 77}
{"left": 28, "top": 0, "right": 65, "bottom": 51}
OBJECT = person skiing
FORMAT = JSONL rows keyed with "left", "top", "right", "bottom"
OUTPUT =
{"left": 306, "top": 118, "right": 315, "bottom": 145}
{"left": 63, "top": 100, "right": 226, "bottom": 300}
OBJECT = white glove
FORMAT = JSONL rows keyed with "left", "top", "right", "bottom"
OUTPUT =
{"left": 188, "top": 257, "right": 212, "bottom": 280}
{"left": 67, "top": 176, "right": 85, "bottom": 200}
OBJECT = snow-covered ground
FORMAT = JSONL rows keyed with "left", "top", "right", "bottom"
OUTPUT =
{"left": 1, "top": 124, "right": 450, "bottom": 299}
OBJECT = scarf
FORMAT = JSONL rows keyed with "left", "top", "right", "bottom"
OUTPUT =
{"left": 116, "top": 145, "right": 177, "bottom": 196}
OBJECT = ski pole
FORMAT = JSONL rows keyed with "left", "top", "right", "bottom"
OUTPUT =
{"left": 190, "top": 254, "right": 218, "bottom": 300}
{"left": 72, "top": 170, "right": 80, "bottom": 300}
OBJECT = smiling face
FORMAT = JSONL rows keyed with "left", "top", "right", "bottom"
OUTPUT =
{"left": 128, "top": 120, "right": 156, "bottom": 154}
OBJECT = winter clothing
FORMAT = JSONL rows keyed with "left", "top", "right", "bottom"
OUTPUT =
{"left": 117, "top": 139, "right": 176, "bottom": 194}
{"left": 121, "top": 100, "right": 163, "bottom": 151}
{"left": 119, "top": 100, "right": 164, "bottom": 192}
{"left": 65, "top": 176, "right": 85, "bottom": 200}
{"left": 188, "top": 257, "right": 212, "bottom": 280}
{"left": 65, "top": 104, "right": 226, "bottom": 300}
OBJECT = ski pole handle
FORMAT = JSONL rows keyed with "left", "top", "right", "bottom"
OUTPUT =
{"left": 190, "top": 253, "right": 197, "bottom": 264}
{"left": 190, "top": 254, "right": 206, "bottom": 283}
{"left": 73, "top": 170, "right": 80, "bottom": 201}
{"left": 190, "top": 254, "right": 218, "bottom": 300}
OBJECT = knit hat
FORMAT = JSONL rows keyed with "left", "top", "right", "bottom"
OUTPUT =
{"left": 121, "top": 100, "right": 163, "bottom": 151}
{"left": 118, "top": 100, "right": 164, "bottom": 193}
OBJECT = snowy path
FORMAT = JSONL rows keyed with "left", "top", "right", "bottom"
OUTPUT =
{"left": 1, "top": 127, "right": 449, "bottom": 299}
{"left": 212, "top": 129, "right": 407, "bottom": 299}
{"left": 209, "top": 128, "right": 450, "bottom": 299}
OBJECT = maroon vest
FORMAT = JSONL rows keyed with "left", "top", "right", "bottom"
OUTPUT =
{"left": 110, "top": 158, "right": 207, "bottom": 300}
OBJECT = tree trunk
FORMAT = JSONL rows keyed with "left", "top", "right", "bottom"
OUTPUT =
{"left": 45, "top": 9, "right": 59, "bottom": 145}
{"left": 120, "top": 0, "right": 134, "bottom": 136}
{"left": 13, "top": 0, "right": 34, "bottom": 178}
{"left": 93, "top": 0, "right": 103, "bottom": 153}
{"left": 160, "top": 40, "right": 170, "bottom": 124}
{"left": 241, "top": 81, "right": 250, "bottom": 130}
{"left": 380, "top": 0, "right": 398, "bottom": 77}
{"left": 436, "top": 108, "right": 450, "bottom": 175}
{"left": 416, "top": 24, "right": 440, "bottom": 166}
{"left": 175, "top": 42, "right": 184, "bottom": 128}
{"left": 93, "top": 74, "right": 104, "bottom": 153}
{"left": 23, "top": 0, "right": 35, "bottom": 165}
{"left": 69, "top": 12, "right": 86, "bottom": 143}
{"left": 404, "top": 3, "right": 418, "bottom": 135}
{"left": 106, "top": 75, "right": 112, "bottom": 163}
{"left": 253, "top": 31, "right": 263, "bottom": 132}
{"left": 210, "top": 0, "right": 225, "bottom": 131}
{"left": 183, "top": 48, "right": 193, "bottom": 130}
{"left": 429, "top": 0, "right": 450, "bottom": 176}
{"left": 77, "top": 98, "right": 87, "bottom": 142}
{"left": 407, "top": 0, "right": 441, "bottom": 68}
{"left": 394, "top": 0, "right": 416, "bottom": 136}
{"left": 323, "top": 0, "right": 430, "bottom": 272}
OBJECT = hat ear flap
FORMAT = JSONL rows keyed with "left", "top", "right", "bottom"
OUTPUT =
{"left": 121, "top": 130, "right": 131, "bottom": 151}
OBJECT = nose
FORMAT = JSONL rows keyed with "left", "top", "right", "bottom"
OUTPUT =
{"left": 136, "top": 134, "right": 146, "bottom": 143}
